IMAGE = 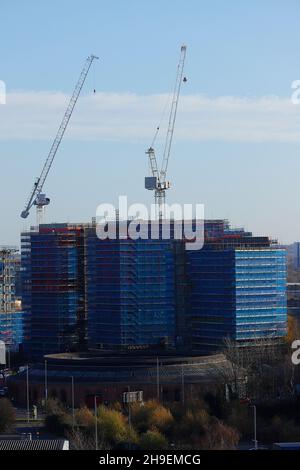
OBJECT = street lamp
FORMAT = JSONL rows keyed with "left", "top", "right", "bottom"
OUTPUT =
{"left": 44, "top": 360, "right": 48, "bottom": 404}
{"left": 240, "top": 397, "right": 258, "bottom": 450}
{"left": 26, "top": 365, "right": 30, "bottom": 423}
{"left": 251, "top": 404, "right": 258, "bottom": 450}
{"left": 71, "top": 376, "right": 75, "bottom": 432}
{"left": 156, "top": 357, "right": 160, "bottom": 401}
{"left": 94, "top": 395, "right": 100, "bottom": 450}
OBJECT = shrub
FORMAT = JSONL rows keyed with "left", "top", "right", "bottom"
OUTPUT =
{"left": 45, "top": 411, "right": 72, "bottom": 435}
{"left": 75, "top": 406, "right": 95, "bottom": 428}
{"left": 139, "top": 430, "right": 168, "bottom": 450}
{"left": 199, "top": 418, "right": 240, "bottom": 449}
{"left": 45, "top": 398, "right": 72, "bottom": 435}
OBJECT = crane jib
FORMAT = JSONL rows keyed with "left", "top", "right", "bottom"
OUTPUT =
{"left": 145, "top": 45, "right": 187, "bottom": 219}
{"left": 20, "top": 54, "right": 99, "bottom": 219}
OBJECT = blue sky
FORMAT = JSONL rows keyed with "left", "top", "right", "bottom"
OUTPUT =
{"left": 1, "top": 0, "right": 300, "bottom": 245}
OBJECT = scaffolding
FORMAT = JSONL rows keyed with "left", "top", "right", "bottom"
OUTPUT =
{"left": 21, "top": 224, "right": 87, "bottom": 358}
{"left": 186, "top": 222, "right": 287, "bottom": 354}
{"left": 0, "top": 246, "right": 23, "bottom": 352}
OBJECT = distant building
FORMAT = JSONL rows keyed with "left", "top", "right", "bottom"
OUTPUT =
{"left": 0, "top": 341, "right": 5, "bottom": 365}
{"left": 7, "top": 351, "right": 244, "bottom": 407}
{"left": 288, "top": 242, "right": 300, "bottom": 270}
{"left": 287, "top": 282, "right": 300, "bottom": 324}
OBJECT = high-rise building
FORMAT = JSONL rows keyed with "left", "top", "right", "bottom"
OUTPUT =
{"left": 186, "top": 223, "right": 287, "bottom": 353}
{"left": 287, "top": 282, "right": 300, "bottom": 324}
{"left": 85, "top": 228, "right": 177, "bottom": 348}
{"left": 288, "top": 242, "right": 300, "bottom": 270}
{"left": 21, "top": 224, "right": 86, "bottom": 358}
{"left": 21, "top": 220, "right": 287, "bottom": 358}
{"left": 0, "top": 247, "right": 25, "bottom": 353}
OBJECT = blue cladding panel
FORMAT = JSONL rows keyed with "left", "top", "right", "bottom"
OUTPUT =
{"left": 187, "top": 248, "right": 287, "bottom": 353}
{"left": 235, "top": 249, "right": 287, "bottom": 340}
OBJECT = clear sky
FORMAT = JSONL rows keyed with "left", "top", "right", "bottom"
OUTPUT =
{"left": 1, "top": 0, "right": 300, "bottom": 246}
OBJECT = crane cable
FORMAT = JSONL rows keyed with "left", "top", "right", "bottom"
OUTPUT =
{"left": 93, "top": 61, "right": 96, "bottom": 93}
{"left": 150, "top": 89, "right": 173, "bottom": 149}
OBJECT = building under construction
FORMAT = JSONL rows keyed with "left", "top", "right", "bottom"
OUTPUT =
{"left": 21, "top": 220, "right": 287, "bottom": 358}
{"left": 0, "top": 247, "right": 25, "bottom": 353}
{"left": 21, "top": 225, "right": 86, "bottom": 358}
{"left": 186, "top": 221, "right": 287, "bottom": 353}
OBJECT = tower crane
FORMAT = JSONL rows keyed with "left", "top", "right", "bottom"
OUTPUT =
{"left": 145, "top": 45, "right": 187, "bottom": 218}
{"left": 20, "top": 54, "right": 99, "bottom": 223}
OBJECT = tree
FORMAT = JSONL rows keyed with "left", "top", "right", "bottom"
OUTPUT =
{"left": 0, "top": 398, "right": 15, "bottom": 433}
{"left": 287, "top": 315, "right": 300, "bottom": 344}
{"left": 199, "top": 418, "right": 239, "bottom": 450}
{"left": 175, "top": 408, "right": 209, "bottom": 444}
{"left": 45, "top": 398, "right": 72, "bottom": 435}
{"left": 139, "top": 430, "right": 168, "bottom": 450}
{"left": 131, "top": 400, "right": 173, "bottom": 433}
{"left": 75, "top": 406, "right": 95, "bottom": 428}
{"left": 45, "top": 397, "right": 65, "bottom": 415}
{"left": 45, "top": 412, "right": 72, "bottom": 435}
{"left": 170, "top": 401, "right": 239, "bottom": 449}
{"left": 67, "top": 429, "right": 107, "bottom": 450}
{"left": 97, "top": 405, "right": 137, "bottom": 446}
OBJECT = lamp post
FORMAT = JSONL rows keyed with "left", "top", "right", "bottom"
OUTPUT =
{"left": 26, "top": 365, "right": 30, "bottom": 423}
{"left": 94, "top": 395, "right": 99, "bottom": 450}
{"left": 181, "top": 365, "right": 185, "bottom": 405}
{"left": 71, "top": 376, "right": 75, "bottom": 432}
{"left": 156, "top": 357, "right": 160, "bottom": 401}
{"left": 44, "top": 360, "right": 48, "bottom": 404}
{"left": 251, "top": 405, "right": 258, "bottom": 450}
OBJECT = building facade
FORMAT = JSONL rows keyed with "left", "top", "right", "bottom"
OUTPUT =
{"left": 21, "top": 220, "right": 287, "bottom": 358}
{"left": 186, "top": 223, "right": 287, "bottom": 353}
{"left": 0, "top": 247, "right": 25, "bottom": 353}
{"left": 85, "top": 227, "right": 177, "bottom": 348}
{"left": 21, "top": 225, "right": 86, "bottom": 358}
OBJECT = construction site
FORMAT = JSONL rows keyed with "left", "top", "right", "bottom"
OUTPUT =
{"left": 0, "top": 247, "right": 24, "bottom": 354}
{"left": 0, "top": 46, "right": 287, "bottom": 371}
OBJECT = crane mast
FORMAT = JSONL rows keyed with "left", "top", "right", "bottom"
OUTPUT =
{"left": 20, "top": 54, "right": 99, "bottom": 222}
{"left": 145, "top": 45, "right": 187, "bottom": 218}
